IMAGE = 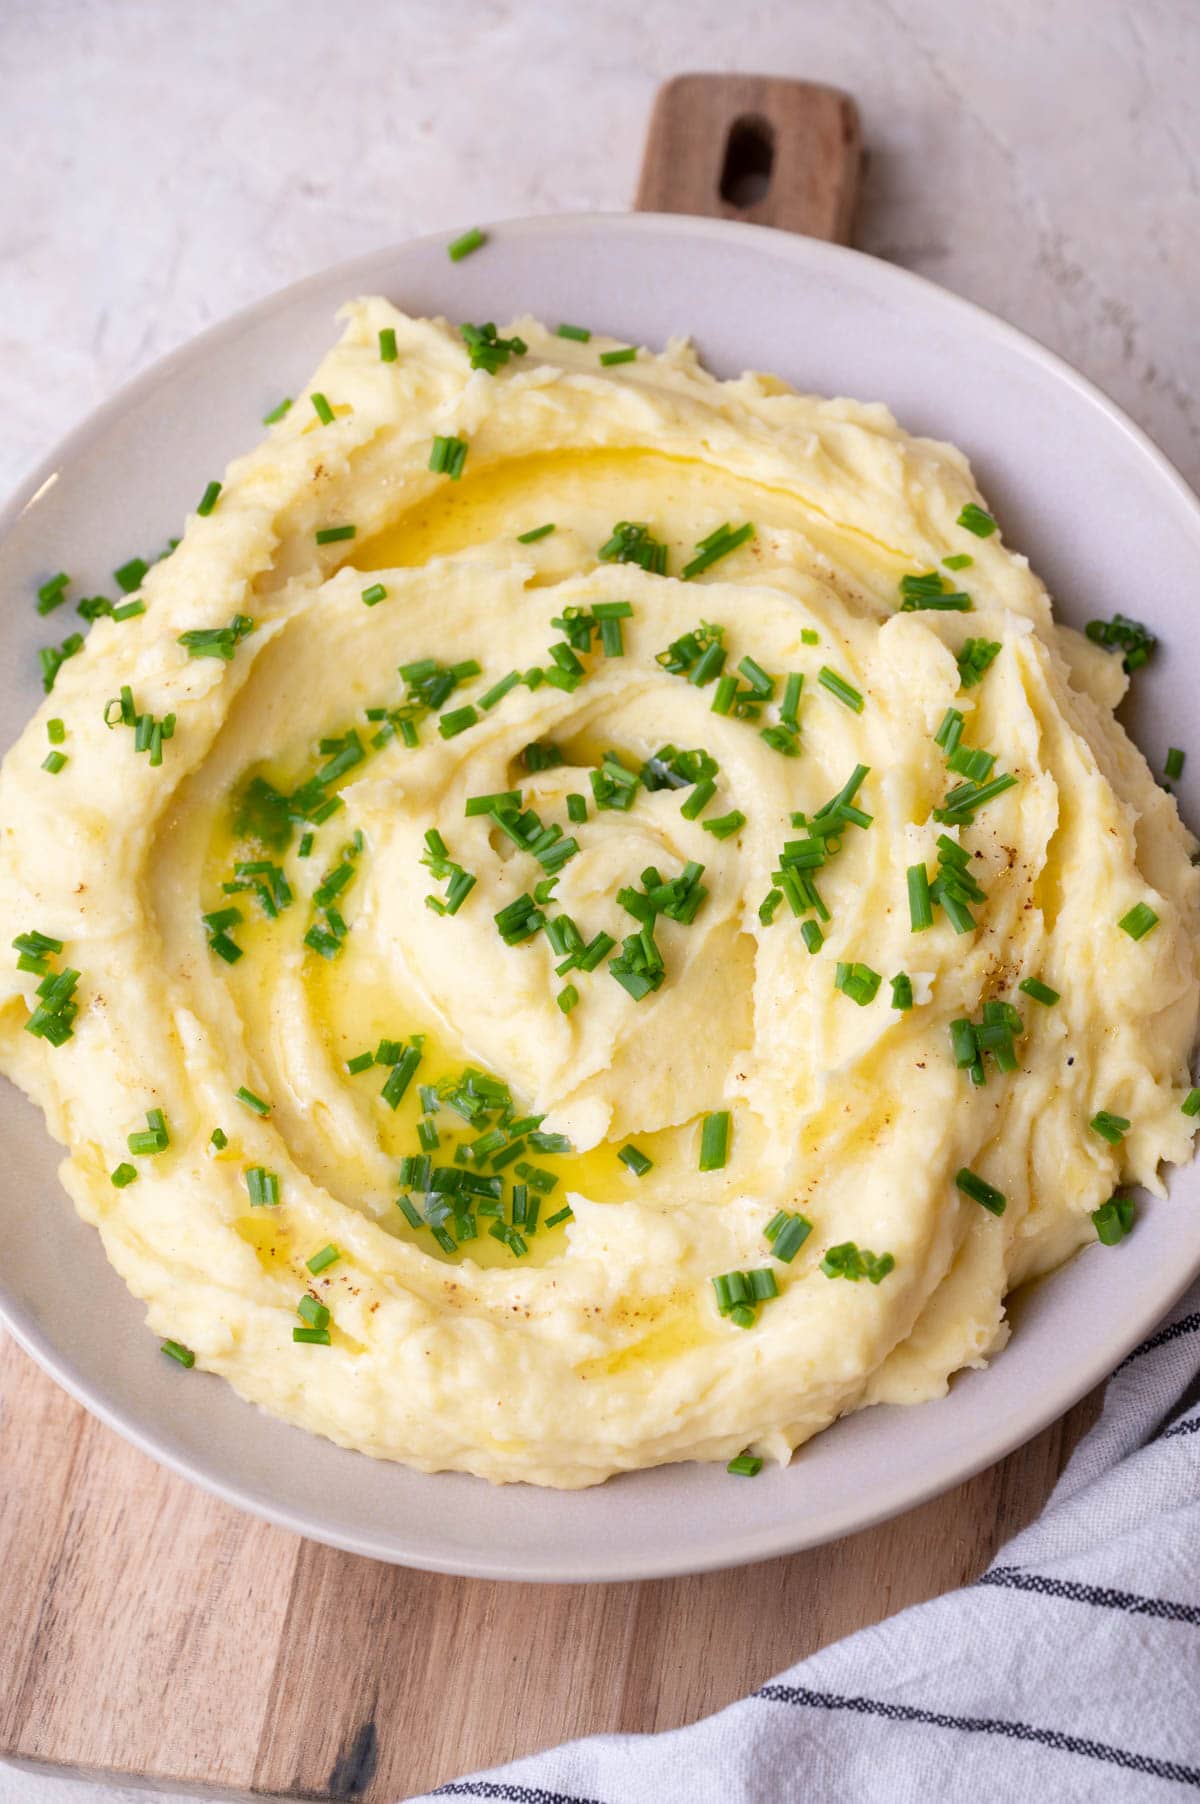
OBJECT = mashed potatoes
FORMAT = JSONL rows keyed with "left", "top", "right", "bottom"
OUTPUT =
{"left": 0, "top": 302, "right": 1197, "bottom": 1486}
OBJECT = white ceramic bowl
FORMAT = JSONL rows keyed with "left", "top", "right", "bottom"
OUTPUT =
{"left": 2, "top": 213, "right": 1198, "bottom": 1581}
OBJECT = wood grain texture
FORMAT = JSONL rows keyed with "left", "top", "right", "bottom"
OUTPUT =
{"left": 635, "top": 74, "right": 861, "bottom": 242}
{"left": 0, "top": 1332, "right": 1101, "bottom": 1801}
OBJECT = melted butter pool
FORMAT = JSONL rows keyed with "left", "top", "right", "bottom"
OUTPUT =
{"left": 201, "top": 800, "right": 702, "bottom": 1272}
{"left": 355, "top": 446, "right": 911, "bottom": 591}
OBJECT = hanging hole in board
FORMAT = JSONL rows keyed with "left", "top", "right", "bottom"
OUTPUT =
{"left": 719, "top": 114, "right": 776, "bottom": 209}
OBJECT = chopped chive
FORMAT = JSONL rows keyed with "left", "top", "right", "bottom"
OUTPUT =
{"left": 396, "top": 1193, "right": 424, "bottom": 1228}
{"left": 957, "top": 638, "right": 1001, "bottom": 689}
{"left": 361, "top": 582, "right": 388, "bottom": 607}
{"left": 210, "top": 1127, "right": 228, "bottom": 1150}
{"left": 907, "top": 863, "right": 933, "bottom": 931}
{"left": 780, "top": 672, "right": 804, "bottom": 728}
{"left": 765, "top": 1209, "right": 812, "bottom": 1262}
{"left": 1092, "top": 1194, "right": 1136, "bottom": 1245}
{"left": 1118, "top": 902, "right": 1159, "bottom": 940}
{"left": 297, "top": 1294, "right": 330, "bottom": 1330}
{"left": 299, "top": 1298, "right": 332, "bottom": 1342}
{"left": 379, "top": 326, "right": 398, "bottom": 362}
{"left": 439, "top": 704, "right": 478, "bottom": 739}
{"left": 821, "top": 1242, "right": 895, "bottom": 1283}
{"left": 474, "top": 670, "right": 519, "bottom": 711}
{"left": 196, "top": 480, "right": 222, "bottom": 517}
{"left": 263, "top": 397, "right": 293, "bottom": 424}
{"left": 41, "top": 750, "right": 67, "bottom": 773}
{"left": 307, "top": 1244, "right": 341, "bottom": 1274}
{"left": 110, "top": 1162, "right": 138, "bottom": 1188}
{"left": 36, "top": 572, "right": 70, "bottom": 613}
{"left": 1165, "top": 747, "right": 1185, "bottom": 780}
{"left": 293, "top": 1326, "right": 331, "bottom": 1345}
{"left": 817, "top": 666, "right": 863, "bottom": 712}
{"left": 297, "top": 832, "right": 314, "bottom": 858}
{"left": 447, "top": 226, "right": 486, "bottom": 261}
{"left": 545, "top": 1204, "right": 574, "bottom": 1228}
{"left": 702, "top": 809, "right": 745, "bottom": 841}
{"left": 517, "top": 523, "right": 556, "bottom": 543}
{"left": 1018, "top": 976, "right": 1060, "bottom": 1007}
{"left": 315, "top": 524, "right": 356, "bottom": 545}
{"left": 681, "top": 522, "right": 755, "bottom": 581}
{"left": 429, "top": 435, "right": 468, "bottom": 480}
{"left": 556, "top": 323, "right": 591, "bottom": 342}
{"left": 727, "top": 1453, "right": 762, "bottom": 1477}
{"left": 160, "top": 1339, "right": 195, "bottom": 1367}
{"left": 943, "top": 553, "right": 974, "bottom": 571}
{"left": 699, "top": 1110, "right": 731, "bottom": 1172}
{"left": 957, "top": 503, "right": 997, "bottom": 538}
{"left": 800, "top": 919, "right": 823, "bottom": 954}
{"left": 464, "top": 789, "right": 521, "bottom": 816}
{"left": 934, "top": 707, "right": 964, "bottom": 752}
{"left": 955, "top": 1167, "right": 1006, "bottom": 1214}
{"left": 1182, "top": 1087, "right": 1200, "bottom": 1117}
{"left": 1086, "top": 612, "right": 1158, "bottom": 674}
{"left": 557, "top": 983, "right": 579, "bottom": 1014}
{"left": 1090, "top": 1109, "right": 1130, "bottom": 1145}
{"left": 599, "top": 345, "right": 637, "bottom": 366}
{"left": 834, "top": 961, "right": 882, "bottom": 1006}
{"left": 566, "top": 792, "right": 588, "bottom": 824}
{"left": 127, "top": 1107, "right": 170, "bottom": 1156}
{"left": 758, "top": 888, "right": 782, "bottom": 924}
{"left": 890, "top": 972, "right": 914, "bottom": 1010}
{"left": 619, "top": 1144, "right": 653, "bottom": 1177}
{"left": 310, "top": 392, "right": 335, "bottom": 425}
{"left": 381, "top": 1046, "right": 422, "bottom": 1108}
{"left": 245, "top": 1165, "right": 280, "bottom": 1207}
{"left": 114, "top": 557, "right": 148, "bottom": 594}
{"left": 800, "top": 628, "right": 819, "bottom": 645}
{"left": 236, "top": 1085, "right": 270, "bottom": 1117}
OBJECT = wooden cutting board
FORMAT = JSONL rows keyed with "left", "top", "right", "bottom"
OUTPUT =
{"left": 0, "top": 77, "right": 1104, "bottom": 1803}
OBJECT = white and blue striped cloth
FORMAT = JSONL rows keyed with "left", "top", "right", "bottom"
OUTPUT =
{"left": 412, "top": 1283, "right": 1200, "bottom": 1802}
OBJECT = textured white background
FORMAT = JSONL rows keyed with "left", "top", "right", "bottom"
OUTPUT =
{"left": 1, "top": 0, "right": 1197, "bottom": 1800}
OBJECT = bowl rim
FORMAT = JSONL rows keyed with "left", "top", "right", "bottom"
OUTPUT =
{"left": 2, "top": 208, "right": 1198, "bottom": 1582}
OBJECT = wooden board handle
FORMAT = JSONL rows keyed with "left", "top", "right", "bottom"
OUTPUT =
{"left": 635, "top": 74, "right": 861, "bottom": 243}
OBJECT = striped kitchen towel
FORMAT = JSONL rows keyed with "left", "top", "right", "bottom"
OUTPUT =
{"left": 411, "top": 1282, "right": 1200, "bottom": 1802}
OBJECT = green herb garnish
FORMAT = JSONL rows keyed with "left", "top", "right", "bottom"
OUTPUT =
{"left": 820, "top": 1242, "right": 895, "bottom": 1282}
{"left": 681, "top": 522, "right": 755, "bottom": 581}
{"left": 1092, "top": 1195, "right": 1136, "bottom": 1244}
{"left": 764, "top": 1209, "right": 812, "bottom": 1263}
{"left": 1090, "top": 1110, "right": 1130, "bottom": 1145}
{"left": 461, "top": 321, "right": 527, "bottom": 373}
{"left": 1118, "top": 902, "right": 1159, "bottom": 940}
{"left": 957, "top": 503, "right": 997, "bottom": 537}
{"left": 447, "top": 227, "right": 486, "bottom": 261}
{"left": 817, "top": 666, "right": 863, "bottom": 712}
{"left": 245, "top": 1165, "right": 280, "bottom": 1207}
{"left": 1018, "top": 976, "right": 1060, "bottom": 1007}
{"left": 955, "top": 1167, "right": 1006, "bottom": 1215}
{"left": 699, "top": 1110, "right": 731, "bottom": 1171}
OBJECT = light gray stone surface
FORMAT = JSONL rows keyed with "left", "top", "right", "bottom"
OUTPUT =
{"left": 1, "top": 0, "right": 1195, "bottom": 1799}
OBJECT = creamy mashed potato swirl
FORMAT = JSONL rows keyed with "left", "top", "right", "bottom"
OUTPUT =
{"left": 1, "top": 302, "right": 1197, "bottom": 1487}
